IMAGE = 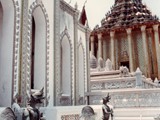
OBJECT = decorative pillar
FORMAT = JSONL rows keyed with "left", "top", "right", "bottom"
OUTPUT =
{"left": 86, "top": 29, "right": 91, "bottom": 105}
{"left": 54, "top": 0, "right": 60, "bottom": 106}
{"left": 90, "top": 36, "right": 94, "bottom": 56}
{"left": 103, "top": 38, "right": 107, "bottom": 62}
{"left": 126, "top": 28, "right": 134, "bottom": 72}
{"left": 141, "top": 25, "right": 150, "bottom": 77}
{"left": 147, "top": 29, "right": 155, "bottom": 78}
{"left": 110, "top": 31, "right": 115, "bottom": 69}
{"left": 20, "top": 0, "right": 29, "bottom": 107}
{"left": 74, "top": 10, "right": 79, "bottom": 105}
{"left": 98, "top": 33, "right": 102, "bottom": 58}
{"left": 153, "top": 24, "right": 160, "bottom": 79}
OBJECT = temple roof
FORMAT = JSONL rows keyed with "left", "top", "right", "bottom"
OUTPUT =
{"left": 93, "top": 0, "right": 159, "bottom": 32}
{"left": 79, "top": 6, "right": 87, "bottom": 26}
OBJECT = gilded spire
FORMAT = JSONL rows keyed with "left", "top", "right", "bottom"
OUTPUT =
{"left": 100, "top": 0, "right": 159, "bottom": 30}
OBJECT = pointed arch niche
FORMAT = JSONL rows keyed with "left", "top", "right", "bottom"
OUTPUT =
{"left": 0, "top": 0, "right": 15, "bottom": 107}
{"left": 78, "top": 40, "right": 85, "bottom": 104}
{"left": 61, "top": 34, "right": 71, "bottom": 97}
{"left": 31, "top": 6, "right": 46, "bottom": 90}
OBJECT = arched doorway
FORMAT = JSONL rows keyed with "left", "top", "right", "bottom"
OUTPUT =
{"left": 0, "top": 0, "right": 15, "bottom": 107}
{"left": 31, "top": 6, "right": 46, "bottom": 90}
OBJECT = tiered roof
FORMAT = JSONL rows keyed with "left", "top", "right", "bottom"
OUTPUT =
{"left": 93, "top": 0, "right": 159, "bottom": 33}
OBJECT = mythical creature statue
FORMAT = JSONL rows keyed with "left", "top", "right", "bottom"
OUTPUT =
{"left": 0, "top": 107, "right": 16, "bottom": 120}
{"left": 119, "top": 66, "right": 129, "bottom": 77}
{"left": 102, "top": 93, "right": 113, "bottom": 120}
{"left": 0, "top": 88, "right": 45, "bottom": 120}
{"left": 23, "top": 87, "right": 45, "bottom": 120}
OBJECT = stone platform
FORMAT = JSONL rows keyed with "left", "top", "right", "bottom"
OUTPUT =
{"left": 40, "top": 106, "right": 160, "bottom": 120}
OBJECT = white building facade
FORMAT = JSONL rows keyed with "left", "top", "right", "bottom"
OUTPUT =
{"left": 0, "top": 0, "right": 90, "bottom": 107}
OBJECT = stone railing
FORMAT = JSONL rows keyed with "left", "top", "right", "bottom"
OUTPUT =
{"left": 90, "top": 67, "right": 159, "bottom": 91}
{"left": 86, "top": 88, "right": 160, "bottom": 108}
{"left": 90, "top": 76, "right": 158, "bottom": 91}
{"left": 91, "top": 77, "right": 136, "bottom": 90}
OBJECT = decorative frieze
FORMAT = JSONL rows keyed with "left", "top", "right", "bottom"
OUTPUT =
{"left": 91, "top": 78, "right": 136, "bottom": 90}
{"left": 61, "top": 114, "right": 79, "bottom": 120}
{"left": 12, "top": 0, "right": 21, "bottom": 100}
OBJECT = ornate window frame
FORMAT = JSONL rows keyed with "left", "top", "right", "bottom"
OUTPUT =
{"left": 26, "top": 1, "right": 50, "bottom": 106}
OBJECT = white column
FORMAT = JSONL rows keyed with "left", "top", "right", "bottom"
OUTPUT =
{"left": 110, "top": 31, "right": 115, "bottom": 69}
{"left": 126, "top": 28, "right": 134, "bottom": 72}
{"left": 98, "top": 33, "right": 102, "bottom": 58}
{"left": 90, "top": 36, "right": 94, "bottom": 56}
{"left": 153, "top": 24, "right": 160, "bottom": 79}
{"left": 103, "top": 39, "right": 107, "bottom": 62}
{"left": 141, "top": 25, "right": 150, "bottom": 77}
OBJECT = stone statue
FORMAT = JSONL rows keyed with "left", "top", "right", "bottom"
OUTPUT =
{"left": 80, "top": 106, "right": 95, "bottom": 120}
{"left": 105, "top": 59, "right": 112, "bottom": 71}
{"left": 119, "top": 66, "right": 129, "bottom": 77}
{"left": 97, "top": 57, "right": 104, "bottom": 71}
{"left": 0, "top": 107, "right": 16, "bottom": 120}
{"left": 102, "top": 94, "right": 113, "bottom": 120}
{"left": 23, "top": 87, "right": 45, "bottom": 120}
{"left": 0, "top": 88, "right": 45, "bottom": 120}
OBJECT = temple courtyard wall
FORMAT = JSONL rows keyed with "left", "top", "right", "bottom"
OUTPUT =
{"left": 39, "top": 106, "right": 160, "bottom": 120}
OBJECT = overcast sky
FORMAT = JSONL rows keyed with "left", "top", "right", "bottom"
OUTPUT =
{"left": 64, "top": 0, "right": 160, "bottom": 29}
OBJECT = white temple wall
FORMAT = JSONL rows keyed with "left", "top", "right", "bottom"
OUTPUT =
{"left": 39, "top": 0, "right": 54, "bottom": 106}
{"left": 43, "top": 0, "right": 54, "bottom": 107}
{"left": 27, "top": 0, "right": 54, "bottom": 106}
{"left": 0, "top": 0, "right": 14, "bottom": 107}
{"left": 77, "top": 29, "right": 87, "bottom": 99}
{"left": 59, "top": 8, "right": 75, "bottom": 101}
{"left": 60, "top": 9, "right": 74, "bottom": 41}
{"left": 61, "top": 35, "right": 71, "bottom": 95}
{"left": 78, "top": 45, "right": 85, "bottom": 97}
